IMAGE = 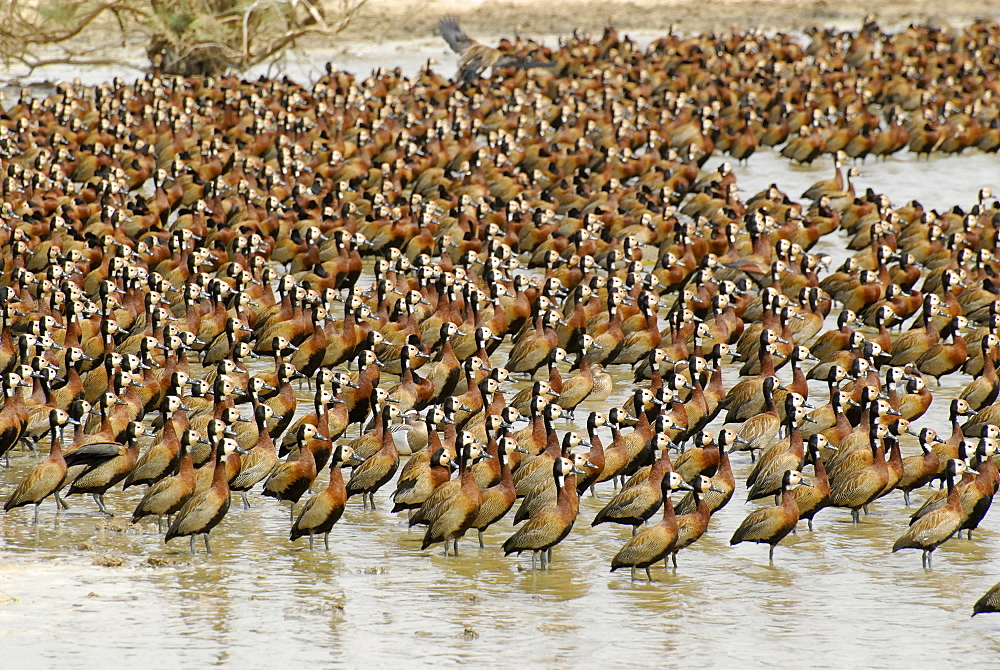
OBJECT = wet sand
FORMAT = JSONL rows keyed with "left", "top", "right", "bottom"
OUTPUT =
{"left": 346, "top": 0, "right": 997, "bottom": 44}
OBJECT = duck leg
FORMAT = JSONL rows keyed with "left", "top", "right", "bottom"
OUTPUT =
{"left": 204, "top": 534, "right": 212, "bottom": 554}
{"left": 478, "top": 529, "right": 485, "bottom": 548}
{"left": 189, "top": 536, "right": 196, "bottom": 554}
{"left": 645, "top": 567, "right": 653, "bottom": 581}
{"left": 94, "top": 493, "right": 112, "bottom": 516}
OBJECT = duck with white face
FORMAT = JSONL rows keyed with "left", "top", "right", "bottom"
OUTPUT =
{"left": 731, "top": 469, "right": 812, "bottom": 563}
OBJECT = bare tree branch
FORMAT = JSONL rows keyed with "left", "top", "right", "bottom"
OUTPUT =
{"left": 0, "top": 0, "right": 369, "bottom": 77}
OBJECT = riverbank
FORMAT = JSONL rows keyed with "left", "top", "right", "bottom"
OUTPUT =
{"left": 346, "top": 0, "right": 997, "bottom": 43}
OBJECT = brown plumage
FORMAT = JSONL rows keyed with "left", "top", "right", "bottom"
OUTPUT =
{"left": 731, "top": 470, "right": 811, "bottom": 562}
{"left": 790, "top": 435, "right": 833, "bottom": 530}
{"left": 262, "top": 423, "right": 323, "bottom": 517}
{"left": 610, "top": 472, "right": 692, "bottom": 580}
{"left": 892, "top": 459, "right": 972, "bottom": 568}
{"left": 670, "top": 474, "right": 725, "bottom": 567}
{"left": 132, "top": 433, "right": 197, "bottom": 532}
{"left": 421, "top": 435, "right": 486, "bottom": 555}
{"left": 391, "top": 446, "right": 455, "bottom": 513}
{"left": 123, "top": 412, "right": 197, "bottom": 490}
{"left": 439, "top": 17, "right": 555, "bottom": 84}
{"left": 346, "top": 404, "right": 401, "bottom": 508}
{"left": 230, "top": 404, "right": 278, "bottom": 509}
{"left": 731, "top": 376, "right": 782, "bottom": 462}
{"left": 66, "top": 420, "right": 149, "bottom": 516}
{"left": 290, "top": 445, "right": 364, "bottom": 549}
{"left": 674, "top": 435, "right": 737, "bottom": 516}
{"left": 592, "top": 434, "right": 674, "bottom": 533}
{"left": 470, "top": 437, "right": 518, "bottom": 547}
{"left": 502, "top": 456, "right": 583, "bottom": 571}
{"left": 973, "top": 581, "right": 1000, "bottom": 616}
{"left": 4, "top": 409, "right": 72, "bottom": 523}
{"left": 896, "top": 427, "right": 943, "bottom": 506}
{"left": 407, "top": 432, "right": 480, "bottom": 526}
{"left": 164, "top": 432, "right": 233, "bottom": 554}
{"left": 828, "top": 423, "right": 891, "bottom": 524}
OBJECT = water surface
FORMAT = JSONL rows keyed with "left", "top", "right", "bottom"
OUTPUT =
{"left": 3, "top": 52, "right": 1000, "bottom": 670}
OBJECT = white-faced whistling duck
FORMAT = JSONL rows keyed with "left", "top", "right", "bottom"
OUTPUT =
{"left": 229, "top": 405, "right": 278, "bottom": 509}
{"left": 893, "top": 459, "right": 974, "bottom": 568}
{"left": 470, "top": 436, "right": 518, "bottom": 547}
{"left": 132, "top": 429, "right": 197, "bottom": 533}
{"left": 391, "top": 446, "right": 455, "bottom": 514}
{"left": 164, "top": 431, "right": 237, "bottom": 554}
{"left": 421, "top": 432, "right": 488, "bottom": 556}
{"left": 790, "top": 435, "right": 834, "bottom": 530}
{"left": 503, "top": 456, "right": 585, "bottom": 571}
{"left": 610, "top": 471, "right": 692, "bottom": 581}
{"left": 4, "top": 408, "right": 72, "bottom": 523}
{"left": 731, "top": 470, "right": 812, "bottom": 562}
{"left": 66, "top": 420, "right": 152, "bottom": 515}
{"left": 346, "top": 403, "right": 401, "bottom": 509}
{"left": 262, "top": 423, "right": 323, "bottom": 520}
{"left": 290, "top": 444, "right": 364, "bottom": 550}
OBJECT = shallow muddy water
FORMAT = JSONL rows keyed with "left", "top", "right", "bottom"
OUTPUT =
{"left": 3, "top": 146, "right": 1000, "bottom": 668}
{"left": 4, "top": 40, "right": 1000, "bottom": 670}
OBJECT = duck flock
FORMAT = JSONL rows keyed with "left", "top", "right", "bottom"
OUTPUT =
{"left": 3, "top": 16, "right": 1000, "bottom": 613}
